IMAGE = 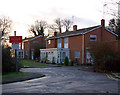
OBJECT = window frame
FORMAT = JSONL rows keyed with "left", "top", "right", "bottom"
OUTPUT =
{"left": 48, "top": 40, "right": 51, "bottom": 44}
{"left": 57, "top": 38, "right": 61, "bottom": 48}
{"left": 75, "top": 51, "right": 80, "bottom": 58}
{"left": 90, "top": 35, "right": 97, "bottom": 41}
{"left": 26, "top": 51, "right": 28, "bottom": 55}
{"left": 64, "top": 37, "right": 68, "bottom": 48}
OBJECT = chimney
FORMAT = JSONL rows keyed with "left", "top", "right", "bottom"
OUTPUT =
{"left": 101, "top": 19, "right": 105, "bottom": 27}
{"left": 73, "top": 25, "right": 77, "bottom": 31}
{"left": 54, "top": 32, "right": 57, "bottom": 37}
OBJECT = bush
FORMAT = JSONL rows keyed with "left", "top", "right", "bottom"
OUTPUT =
{"left": 89, "top": 42, "right": 120, "bottom": 72}
{"left": 41, "top": 57, "right": 50, "bottom": 63}
{"left": 52, "top": 57, "right": 56, "bottom": 64}
{"left": 64, "top": 56, "right": 69, "bottom": 66}
{"left": 2, "top": 46, "right": 21, "bottom": 74}
{"left": 70, "top": 60, "right": 74, "bottom": 66}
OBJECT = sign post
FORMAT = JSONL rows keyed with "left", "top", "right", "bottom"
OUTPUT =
{"left": 15, "top": 31, "right": 18, "bottom": 73}
{"left": 9, "top": 31, "right": 22, "bottom": 73}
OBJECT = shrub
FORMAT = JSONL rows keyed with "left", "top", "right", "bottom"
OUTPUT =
{"left": 89, "top": 42, "right": 120, "bottom": 72}
{"left": 52, "top": 57, "right": 56, "bottom": 64}
{"left": 70, "top": 60, "right": 74, "bottom": 66}
{"left": 2, "top": 46, "right": 21, "bottom": 74}
{"left": 64, "top": 56, "right": 69, "bottom": 66}
{"left": 41, "top": 57, "right": 49, "bottom": 63}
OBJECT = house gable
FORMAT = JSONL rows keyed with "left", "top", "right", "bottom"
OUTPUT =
{"left": 83, "top": 25, "right": 102, "bottom": 34}
{"left": 105, "top": 28, "right": 118, "bottom": 37}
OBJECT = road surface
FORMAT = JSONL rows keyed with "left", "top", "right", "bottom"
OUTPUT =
{"left": 2, "top": 66, "right": 119, "bottom": 93}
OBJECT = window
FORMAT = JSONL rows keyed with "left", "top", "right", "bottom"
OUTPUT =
{"left": 26, "top": 51, "right": 28, "bottom": 55}
{"left": 64, "top": 38, "right": 68, "bottom": 48}
{"left": 57, "top": 39, "right": 61, "bottom": 48}
{"left": 48, "top": 40, "right": 51, "bottom": 44}
{"left": 75, "top": 52, "right": 80, "bottom": 58}
{"left": 90, "top": 35, "right": 97, "bottom": 41}
{"left": 33, "top": 41, "right": 39, "bottom": 43}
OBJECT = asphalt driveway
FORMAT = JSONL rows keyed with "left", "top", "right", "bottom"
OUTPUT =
{"left": 2, "top": 66, "right": 119, "bottom": 93}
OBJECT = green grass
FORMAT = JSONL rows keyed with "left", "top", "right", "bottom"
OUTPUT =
{"left": 19, "top": 59, "right": 58, "bottom": 67}
{"left": 1, "top": 72, "right": 43, "bottom": 83}
{"left": 116, "top": 73, "right": 120, "bottom": 75}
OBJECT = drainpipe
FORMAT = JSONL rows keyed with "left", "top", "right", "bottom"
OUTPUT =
{"left": 82, "top": 34, "right": 84, "bottom": 64}
{"left": 46, "top": 39, "right": 47, "bottom": 48}
{"left": 29, "top": 40, "right": 31, "bottom": 59}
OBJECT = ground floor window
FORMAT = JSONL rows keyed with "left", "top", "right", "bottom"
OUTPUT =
{"left": 17, "top": 50, "right": 24, "bottom": 59}
{"left": 75, "top": 52, "right": 80, "bottom": 58}
{"left": 26, "top": 51, "right": 28, "bottom": 55}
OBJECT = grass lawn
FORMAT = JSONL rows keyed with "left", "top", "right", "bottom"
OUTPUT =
{"left": 116, "top": 73, "right": 120, "bottom": 75}
{"left": 19, "top": 59, "right": 58, "bottom": 67}
{"left": 1, "top": 72, "right": 44, "bottom": 83}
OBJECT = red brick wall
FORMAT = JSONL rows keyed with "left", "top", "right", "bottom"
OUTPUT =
{"left": 24, "top": 41, "right": 30, "bottom": 59}
{"left": 30, "top": 37, "right": 46, "bottom": 49}
{"left": 24, "top": 36, "right": 46, "bottom": 59}
{"left": 61, "top": 38, "right": 64, "bottom": 48}
{"left": 84, "top": 27, "right": 117, "bottom": 64}
{"left": 102, "top": 40, "right": 119, "bottom": 52}
{"left": 84, "top": 28, "right": 102, "bottom": 64}
{"left": 102, "top": 29, "right": 117, "bottom": 41}
{"left": 84, "top": 27, "right": 117, "bottom": 47}
{"left": 47, "top": 39, "right": 57, "bottom": 48}
{"left": 68, "top": 35, "right": 83, "bottom": 63}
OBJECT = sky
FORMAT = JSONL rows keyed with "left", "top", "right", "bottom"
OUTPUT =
{"left": 0, "top": 0, "right": 119, "bottom": 38}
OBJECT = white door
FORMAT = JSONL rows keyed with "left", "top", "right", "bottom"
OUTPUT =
{"left": 86, "top": 51, "right": 93, "bottom": 64}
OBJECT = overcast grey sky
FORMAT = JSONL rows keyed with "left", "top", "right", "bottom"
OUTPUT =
{"left": 0, "top": 0, "right": 118, "bottom": 37}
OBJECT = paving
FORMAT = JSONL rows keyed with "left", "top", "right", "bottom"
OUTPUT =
{"left": 2, "top": 66, "right": 119, "bottom": 93}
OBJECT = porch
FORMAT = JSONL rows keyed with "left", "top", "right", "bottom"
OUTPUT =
{"left": 40, "top": 48, "right": 70, "bottom": 64}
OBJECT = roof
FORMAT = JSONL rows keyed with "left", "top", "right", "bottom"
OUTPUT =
{"left": 23, "top": 35, "right": 47, "bottom": 42}
{"left": 47, "top": 25, "right": 118, "bottom": 40}
{"left": 47, "top": 25, "right": 101, "bottom": 39}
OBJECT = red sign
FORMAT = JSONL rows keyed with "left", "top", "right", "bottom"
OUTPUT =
{"left": 9, "top": 36, "right": 22, "bottom": 43}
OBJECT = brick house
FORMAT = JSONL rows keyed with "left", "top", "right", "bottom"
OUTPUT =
{"left": 21, "top": 34, "right": 46, "bottom": 60}
{"left": 40, "top": 19, "right": 118, "bottom": 64}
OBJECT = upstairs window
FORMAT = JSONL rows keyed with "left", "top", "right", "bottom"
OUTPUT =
{"left": 33, "top": 41, "right": 39, "bottom": 44}
{"left": 57, "top": 38, "right": 61, "bottom": 48}
{"left": 48, "top": 40, "right": 51, "bottom": 44}
{"left": 26, "top": 51, "right": 28, "bottom": 55}
{"left": 64, "top": 38, "right": 68, "bottom": 48}
{"left": 90, "top": 35, "right": 97, "bottom": 41}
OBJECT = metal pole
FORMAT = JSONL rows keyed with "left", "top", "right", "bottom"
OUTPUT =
{"left": 14, "top": 31, "right": 18, "bottom": 73}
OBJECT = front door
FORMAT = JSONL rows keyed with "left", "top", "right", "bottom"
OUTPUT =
{"left": 86, "top": 51, "right": 93, "bottom": 64}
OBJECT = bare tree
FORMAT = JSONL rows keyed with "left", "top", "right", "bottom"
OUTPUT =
{"left": 29, "top": 20, "right": 47, "bottom": 36}
{"left": 108, "top": 18, "right": 116, "bottom": 32}
{"left": 62, "top": 19, "right": 73, "bottom": 31}
{"left": 54, "top": 18, "right": 63, "bottom": 33}
{"left": 103, "top": 0, "right": 119, "bottom": 18}
{"left": 49, "top": 24, "right": 57, "bottom": 32}
{"left": 115, "top": 19, "right": 120, "bottom": 40}
{"left": 108, "top": 18, "right": 120, "bottom": 39}
{"left": 105, "top": 1, "right": 120, "bottom": 39}
{"left": 0, "top": 16, "right": 12, "bottom": 44}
